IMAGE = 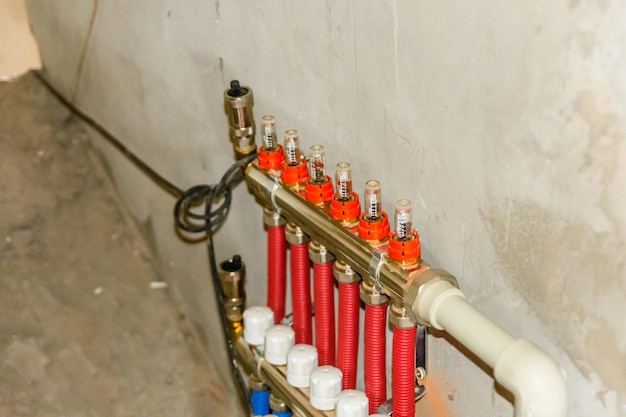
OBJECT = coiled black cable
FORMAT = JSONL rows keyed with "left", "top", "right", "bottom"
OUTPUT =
{"left": 173, "top": 153, "right": 258, "bottom": 412}
{"left": 173, "top": 152, "right": 257, "bottom": 415}
{"left": 173, "top": 153, "right": 256, "bottom": 235}
{"left": 34, "top": 69, "right": 255, "bottom": 415}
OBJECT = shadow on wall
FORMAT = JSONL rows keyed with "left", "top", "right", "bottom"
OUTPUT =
{"left": 0, "top": 0, "right": 41, "bottom": 80}
{"left": 429, "top": 328, "right": 516, "bottom": 406}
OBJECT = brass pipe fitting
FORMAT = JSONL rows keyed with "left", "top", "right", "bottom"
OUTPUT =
{"left": 269, "top": 393, "right": 289, "bottom": 413}
{"left": 249, "top": 373, "right": 268, "bottom": 392}
{"left": 223, "top": 80, "right": 256, "bottom": 159}
{"left": 389, "top": 302, "right": 416, "bottom": 329}
{"left": 217, "top": 255, "right": 246, "bottom": 330}
{"left": 333, "top": 260, "right": 360, "bottom": 284}
{"left": 285, "top": 222, "right": 310, "bottom": 245}
{"left": 263, "top": 207, "right": 286, "bottom": 228}
{"left": 309, "top": 240, "right": 334, "bottom": 264}
{"left": 233, "top": 334, "right": 259, "bottom": 378}
{"left": 360, "top": 279, "right": 389, "bottom": 306}
{"left": 403, "top": 268, "right": 459, "bottom": 326}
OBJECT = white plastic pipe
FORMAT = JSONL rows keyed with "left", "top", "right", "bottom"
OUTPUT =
{"left": 415, "top": 280, "right": 567, "bottom": 417}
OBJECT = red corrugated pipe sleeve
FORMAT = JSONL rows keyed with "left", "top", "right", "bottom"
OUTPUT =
{"left": 290, "top": 243, "right": 312, "bottom": 344}
{"left": 365, "top": 303, "right": 387, "bottom": 414}
{"left": 392, "top": 326, "right": 416, "bottom": 417}
{"left": 267, "top": 225, "right": 286, "bottom": 324}
{"left": 313, "top": 262, "right": 335, "bottom": 366}
{"left": 337, "top": 281, "right": 360, "bottom": 389}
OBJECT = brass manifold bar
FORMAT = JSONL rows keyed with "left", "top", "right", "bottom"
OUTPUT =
{"left": 233, "top": 335, "right": 330, "bottom": 417}
{"left": 244, "top": 162, "right": 458, "bottom": 323}
{"left": 236, "top": 163, "right": 567, "bottom": 417}
{"left": 234, "top": 162, "right": 453, "bottom": 416}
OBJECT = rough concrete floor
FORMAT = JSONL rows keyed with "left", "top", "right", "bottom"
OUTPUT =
{"left": 0, "top": 73, "right": 230, "bottom": 416}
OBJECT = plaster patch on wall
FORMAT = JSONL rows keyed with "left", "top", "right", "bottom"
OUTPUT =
{"left": 574, "top": 89, "right": 620, "bottom": 173}
{"left": 585, "top": 321, "right": 626, "bottom": 405}
{"left": 572, "top": 88, "right": 626, "bottom": 244}
{"left": 481, "top": 200, "right": 626, "bottom": 397}
{"left": 575, "top": 31, "right": 596, "bottom": 59}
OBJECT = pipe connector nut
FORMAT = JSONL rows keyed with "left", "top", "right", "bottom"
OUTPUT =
{"left": 224, "top": 297, "right": 245, "bottom": 322}
{"left": 404, "top": 268, "right": 459, "bottom": 326}
{"left": 263, "top": 207, "right": 286, "bottom": 227}
{"left": 309, "top": 241, "right": 334, "bottom": 264}
{"left": 389, "top": 303, "right": 416, "bottom": 329}
{"left": 360, "top": 280, "right": 389, "bottom": 306}
{"left": 217, "top": 255, "right": 246, "bottom": 323}
{"left": 248, "top": 373, "right": 267, "bottom": 392}
{"left": 333, "top": 260, "right": 360, "bottom": 284}
{"left": 285, "top": 223, "right": 310, "bottom": 245}
{"left": 269, "top": 393, "right": 289, "bottom": 413}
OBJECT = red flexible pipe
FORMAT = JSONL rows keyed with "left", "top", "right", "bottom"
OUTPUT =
{"left": 365, "top": 304, "right": 387, "bottom": 414}
{"left": 313, "top": 262, "right": 335, "bottom": 366}
{"left": 290, "top": 243, "right": 312, "bottom": 344}
{"left": 267, "top": 225, "right": 286, "bottom": 324}
{"left": 336, "top": 282, "right": 359, "bottom": 389}
{"left": 392, "top": 326, "right": 416, "bottom": 417}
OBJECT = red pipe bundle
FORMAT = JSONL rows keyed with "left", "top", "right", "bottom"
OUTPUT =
{"left": 290, "top": 243, "right": 312, "bottom": 344}
{"left": 267, "top": 225, "right": 286, "bottom": 324}
{"left": 313, "top": 262, "right": 335, "bottom": 366}
{"left": 336, "top": 281, "right": 359, "bottom": 389}
{"left": 392, "top": 326, "right": 416, "bottom": 417}
{"left": 365, "top": 303, "right": 387, "bottom": 414}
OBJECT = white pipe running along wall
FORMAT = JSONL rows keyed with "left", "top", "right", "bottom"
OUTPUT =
{"left": 415, "top": 280, "right": 568, "bottom": 417}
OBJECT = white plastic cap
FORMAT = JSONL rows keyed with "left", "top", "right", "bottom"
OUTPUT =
{"left": 243, "top": 306, "right": 275, "bottom": 346}
{"left": 336, "top": 390, "right": 369, "bottom": 417}
{"left": 287, "top": 344, "right": 318, "bottom": 387}
{"left": 309, "top": 365, "right": 343, "bottom": 410}
{"left": 264, "top": 325, "right": 295, "bottom": 365}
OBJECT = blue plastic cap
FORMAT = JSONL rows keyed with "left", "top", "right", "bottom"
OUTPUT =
{"left": 251, "top": 389, "right": 271, "bottom": 416}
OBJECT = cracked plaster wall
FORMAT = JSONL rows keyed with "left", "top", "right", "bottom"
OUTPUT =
{"left": 26, "top": 1, "right": 626, "bottom": 415}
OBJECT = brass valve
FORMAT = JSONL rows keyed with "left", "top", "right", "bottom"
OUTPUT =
{"left": 223, "top": 80, "right": 256, "bottom": 158}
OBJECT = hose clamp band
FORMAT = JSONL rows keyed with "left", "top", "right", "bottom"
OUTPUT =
{"left": 368, "top": 251, "right": 386, "bottom": 291}
{"left": 266, "top": 180, "right": 281, "bottom": 215}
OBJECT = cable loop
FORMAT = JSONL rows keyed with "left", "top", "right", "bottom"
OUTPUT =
{"left": 173, "top": 153, "right": 257, "bottom": 235}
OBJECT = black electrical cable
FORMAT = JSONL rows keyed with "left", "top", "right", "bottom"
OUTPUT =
{"left": 173, "top": 153, "right": 257, "bottom": 416}
{"left": 31, "top": 70, "right": 184, "bottom": 198}
{"left": 176, "top": 151, "right": 257, "bottom": 415}
{"left": 33, "top": 69, "right": 255, "bottom": 415}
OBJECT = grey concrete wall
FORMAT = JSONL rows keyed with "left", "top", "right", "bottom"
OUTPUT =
{"left": 26, "top": 1, "right": 626, "bottom": 415}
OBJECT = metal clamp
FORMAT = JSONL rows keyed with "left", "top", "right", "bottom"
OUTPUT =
{"left": 266, "top": 179, "right": 281, "bottom": 215}
{"left": 368, "top": 250, "right": 386, "bottom": 292}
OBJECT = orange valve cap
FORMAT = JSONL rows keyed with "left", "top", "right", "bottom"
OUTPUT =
{"left": 305, "top": 176, "right": 334, "bottom": 204}
{"left": 258, "top": 144, "right": 286, "bottom": 170}
{"left": 388, "top": 231, "right": 421, "bottom": 263}
{"left": 331, "top": 193, "right": 361, "bottom": 222}
{"left": 358, "top": 212, "right": 390, "bottom": 241}
{"left": 281, "top": 161, "right": 309, "bottom": 186}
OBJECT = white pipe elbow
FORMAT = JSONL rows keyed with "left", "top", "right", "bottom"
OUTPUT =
{"left": 494, "top": 339, "right": 567, "bottom": 417}
{"left": 414, "top": 279, "right": 568, "bottom": 417}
